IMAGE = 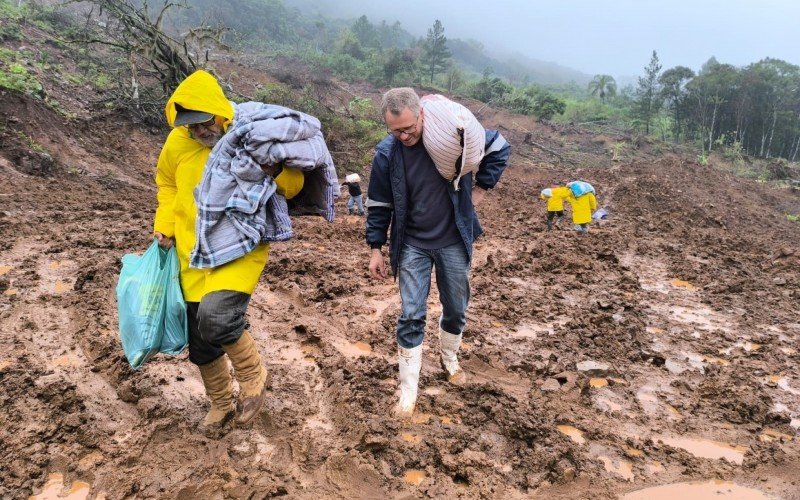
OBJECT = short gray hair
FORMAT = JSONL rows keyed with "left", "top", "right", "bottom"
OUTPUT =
{"left": 380, "top": 87, "right": 420, "bottom": 119}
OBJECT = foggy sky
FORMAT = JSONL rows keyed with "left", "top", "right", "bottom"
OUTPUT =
{"left": 291, "top": 0, "right": 800, "bottom": 80}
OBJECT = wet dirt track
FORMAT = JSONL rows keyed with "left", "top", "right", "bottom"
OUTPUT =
{"left": 2, "top": 87, "right": 800, "bottom": 499}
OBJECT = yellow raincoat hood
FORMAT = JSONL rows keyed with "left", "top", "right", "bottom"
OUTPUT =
{"left": 164, "top": 70, "right": 234, "bottom": 128}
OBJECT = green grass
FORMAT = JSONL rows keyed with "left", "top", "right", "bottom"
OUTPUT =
{"left": 0, "top": 61, "right": 43, "bottom": 95}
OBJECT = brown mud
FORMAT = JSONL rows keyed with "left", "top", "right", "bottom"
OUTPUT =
{"left": 1, "top": 31, "right": 800, "bottom": 500}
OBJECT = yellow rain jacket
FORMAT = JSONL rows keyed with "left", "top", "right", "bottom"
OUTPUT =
{"left": 544, "top": 186, "right": 570, "bottom": 212}
{"left": 153, "top": 70, "right": 304, "bottom": 302}
{"left": 567, "top": 192, "right": 597, "bottom": 225}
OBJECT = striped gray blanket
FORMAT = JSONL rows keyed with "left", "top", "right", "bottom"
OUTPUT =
{"left": 190, "top": 101, "right": 337, "bottom": 269}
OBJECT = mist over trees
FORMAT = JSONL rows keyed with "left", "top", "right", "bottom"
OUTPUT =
{"left": 144, "top": 0, "right": 800, "bottom": 161}
{"left": 4, "top": 0, "right": 797, "bottom": 163}
{"left": 603, "top": 52, "right": 800, "bottom": 161}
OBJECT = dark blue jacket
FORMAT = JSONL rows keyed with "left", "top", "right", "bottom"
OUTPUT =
{"left": 366, "top": 130, "right": 511, "bottom": 275}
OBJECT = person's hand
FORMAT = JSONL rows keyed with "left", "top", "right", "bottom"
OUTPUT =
{"left": 155, "top": 232, "right": 174, "bottom": 249}
{"left": 369, "top": 248, "right": 387, "bottom": 279}
{"left": 472, "top": 186, "right": 487, "bottom": 206}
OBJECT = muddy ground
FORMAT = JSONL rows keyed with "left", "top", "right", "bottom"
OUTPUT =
{"left": 2, "top": 33, "right": 800, "bottom": 500}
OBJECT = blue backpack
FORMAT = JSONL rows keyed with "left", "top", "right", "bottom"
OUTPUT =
{"left": 567, "top": 181, "right": 595, "bottom": 197}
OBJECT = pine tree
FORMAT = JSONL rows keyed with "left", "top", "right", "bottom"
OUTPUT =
{"left": 635, "top": 50, "right": 663, "bottom": 135}
{"left": 422, "top": 19, "right": 451, "bottom": 85}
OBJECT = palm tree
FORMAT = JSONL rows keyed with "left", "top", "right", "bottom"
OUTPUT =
{"left": 588, "top": 74, "right": 617, "bottom": 103}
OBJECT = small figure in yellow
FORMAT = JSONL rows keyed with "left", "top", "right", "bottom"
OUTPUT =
{"left": 540, "top": 185, "right": 571, "bottom": 231}
{"left": 566, "top": 189, "right": 597, "bottom": 234}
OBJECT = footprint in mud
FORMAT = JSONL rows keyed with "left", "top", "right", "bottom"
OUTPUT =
{"left": 334, "top": 340, "right": 373, "bottom": 358}
{"left": 29, "top": 473, "right": 102, "bottom": 500}
{"left": 597, "top": 455, "right": 634, "bottom": 482}
{"left": 557, "top": 425, "right": 586, "bottom": 445}
{"left": 400, "top": 432, "right": 422, "bottom": 444}
{"left": 656, "top": 435, "right": 747, "bottom": 465}
{"left": 622, "top": 480, "right": 770, "bottom": 499}
{"left": 403, "top": 469, "right": 426, "bottom": 486}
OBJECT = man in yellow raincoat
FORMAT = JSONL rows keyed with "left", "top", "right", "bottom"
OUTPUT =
{"left": 153, "top": 70, "right": 304, "bottom": 436}
{"left": 540, "top": 185, "right": 570, "bottom": 230}
{"left": 566, "top": 190, "right": 597, "bottom": 233}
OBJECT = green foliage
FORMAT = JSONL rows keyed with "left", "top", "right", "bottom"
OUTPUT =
{"left": 558, "top": 98, "right": 616, "bottom": 124}
{"left": 254, "top": 81, "right": 383, "bottom": 170}
{"left": 611, "top": 142, "right": 626, "bottom": 161}
{"left": 328, "top": 52, "right": 367, "bottom": 80}
{"left": 588, "top": 75, "right": 616, "bottom": 103}
{"left": 497, "top": 85, "right": 566, "bottom": 120}
{"left": 0, "top": 0, "right": 23, "bottom": 41}
{"left": 379, "top": 48, "right": 417, "bottom": 86}
{"left": 0, "top": 56, "right": 44, "bottom": 96}
{"left": 634, "top": 50, "right": 663, "bottom": 135}
{"left": 14, "top": 129, "right": 48, "bottom": 154}
{"left": 466, "top": 68, "right": 512, "bottom": 103}
{"left": 720, "top": 136, "right": 745, "bottom": 162}
{"left": 533, "top": 92, "right": 566, "bottom": 120}
{"left": 337, "top": 29, "right": 364, "bottom": 60}
{"left": 351, "top": 15, "right": 380, "bottom": 49}
{"left": 94, "top": 73, "right": 110, "bottom": 89}
{"left": 787, "top": 214, "right": 799, "bottom": 222}
{"left": 697, "top": 152, "right": 709, "bottom": 166}
{"left": 347, "top": 96, "right": 374, "bottom": 119}
{"left": 658, "top": 65, "right": 694, "bottom": 141}
{"left": 421, "top": 19, "right": 451, "bottom": 84}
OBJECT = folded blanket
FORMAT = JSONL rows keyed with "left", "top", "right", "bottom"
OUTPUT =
{"left": 190, "top": 101, "right": 338, "bottom": 269}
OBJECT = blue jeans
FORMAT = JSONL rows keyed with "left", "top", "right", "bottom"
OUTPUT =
{"left": 397, "top": 243, "right": 470, "bottom": 348}
{"left": 348, "top": 194, "right": 364, "bottom": 214}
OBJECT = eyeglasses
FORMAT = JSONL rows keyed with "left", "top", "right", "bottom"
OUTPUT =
{"left": 188, "top": 117, "right": 216, "bottom": 130}
{"left": 387, "top": 122, "right": 418, "bottom": 138}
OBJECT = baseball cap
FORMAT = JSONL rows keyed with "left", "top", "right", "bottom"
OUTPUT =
{"left": 174, "top": 103, "right": 214, "bottom": 126}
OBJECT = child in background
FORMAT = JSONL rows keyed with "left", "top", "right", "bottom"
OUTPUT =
{"left": 540, "top": 185, "right": 571, "bottom": 231}
{"left": 566, "top": 189, "right": 597, "bottom": 233}
{"left": 341, "top": 173, "right": 365, "bottom": 215}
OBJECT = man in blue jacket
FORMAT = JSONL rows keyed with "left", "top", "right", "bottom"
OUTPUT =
{"left": 366, "top": 87, "right": 510, "bottom": 417}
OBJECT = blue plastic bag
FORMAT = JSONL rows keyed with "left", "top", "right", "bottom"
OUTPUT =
{"left": 567, "top": 181, "right": 595, "bottom": 198}
{"left": 159, "top": 250, "right": 189, "bottom": 356}
{"left": 116, "top": 241, "right": 187, "bottom": 369}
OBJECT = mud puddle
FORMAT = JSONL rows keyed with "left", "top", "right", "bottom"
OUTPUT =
{"left": 622, "top": 480, "right": 770, "bottom": 499}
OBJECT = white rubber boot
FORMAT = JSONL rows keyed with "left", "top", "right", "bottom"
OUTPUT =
{"left": 395, "top": 343, "right": 422, "bottom": 418}
{"left": 439, "top": 327, "right": 467, "bottom": 385}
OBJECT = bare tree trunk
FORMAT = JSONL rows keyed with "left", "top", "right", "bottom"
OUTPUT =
{"left": 741, "top": 123, "right": 748, "bottom": 152}
{"left": 791, "top": 134, "right": 800, "bottom": 162}
{"left": 707, "top": 102, "right": 718, "bottom": 152}
{"left": 697, "top": 94, "right": 708, "bottom": 152}
{"left": 766, "top": 107, "right": 778, "bottom": 158}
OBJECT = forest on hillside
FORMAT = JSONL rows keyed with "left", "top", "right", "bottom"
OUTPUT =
{"left": 1, "top": 0, "right": 799, "bottom": 166}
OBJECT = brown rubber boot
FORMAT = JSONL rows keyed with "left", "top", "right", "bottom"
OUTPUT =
{"left": 222, "top": 330, "right": 271, "bottom": 426}
{"left": 197, "top": 356, "right": 236, "bottom": 438}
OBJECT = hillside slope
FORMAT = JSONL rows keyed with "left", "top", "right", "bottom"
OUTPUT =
{"left": 1, "top": 20, "right": 800, "bottom": 500}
